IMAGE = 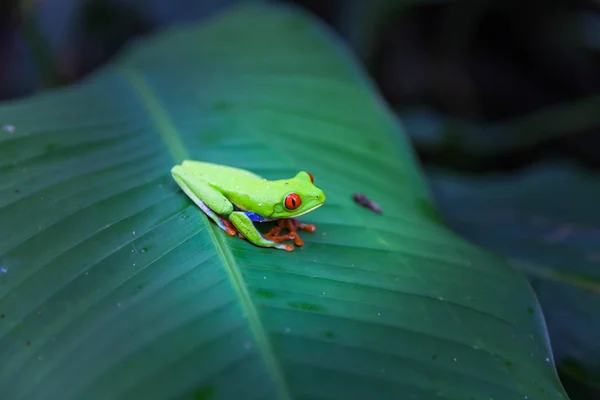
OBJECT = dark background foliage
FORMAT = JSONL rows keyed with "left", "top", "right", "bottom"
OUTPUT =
{"left": 1, "top": 0, "right": 599, "bottom": 398}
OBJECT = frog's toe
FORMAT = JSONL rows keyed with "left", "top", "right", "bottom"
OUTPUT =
{"left": 298, "top": 223, "right": 316, "bottom": 232}
{"left": 277, "top": 243, "right": 295, "bottom": 251}
{"left": 291, "top": 233, "right": 304, "bottom": 246}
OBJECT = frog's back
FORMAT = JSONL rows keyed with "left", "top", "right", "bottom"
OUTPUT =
{"left": 180, "top": 160, "right": 264, "bottom": 190}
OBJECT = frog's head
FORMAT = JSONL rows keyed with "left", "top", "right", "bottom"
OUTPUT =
{"left": 270, "top": 171, "right": 326, "bottom": 218}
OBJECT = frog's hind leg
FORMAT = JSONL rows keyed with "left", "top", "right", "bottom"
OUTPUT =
{"left": 197, "top": 199, "right": 237, "bottom": 236}
{"left": 171, "top": 173, "right": 236, "bottom": 236}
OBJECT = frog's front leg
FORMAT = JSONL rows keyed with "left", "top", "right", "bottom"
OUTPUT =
{"left": 229, "top": 212, "right": 294, "bottom": 251}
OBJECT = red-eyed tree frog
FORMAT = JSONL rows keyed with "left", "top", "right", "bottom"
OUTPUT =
{"left": 171, "top": 160, "right": 326, "bottom": 251}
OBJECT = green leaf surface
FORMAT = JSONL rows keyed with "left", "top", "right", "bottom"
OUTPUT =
{"left": 428, "top": 162, "right": 600, "bottom": 392}
{"left": 0, "top": 3, "right": 568, "bottom": 399}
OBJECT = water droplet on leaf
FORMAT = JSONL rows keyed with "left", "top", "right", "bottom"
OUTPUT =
{"left": 2, "top": 125, "right": 15, "bottom": 133}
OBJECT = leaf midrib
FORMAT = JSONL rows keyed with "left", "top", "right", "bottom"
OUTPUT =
{"left": 118, "top": 66, "right": 292, "bottom": 399}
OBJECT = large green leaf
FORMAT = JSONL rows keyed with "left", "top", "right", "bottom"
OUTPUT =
{"left": 0, "top": 3, "right": 568, "bottom": 399}
{"left": 428, "top": 162, "right": 600, "bottom": 395}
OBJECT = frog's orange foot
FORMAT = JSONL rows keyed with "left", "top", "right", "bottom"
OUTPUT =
{"left": 218, "top": 216, "right": 238, "bottom": 236}
{"left": 263, "top": 218, "right": 316, "bottom": 247}
{"left": 265, "top": 232, "right": 299, "bottom": 244}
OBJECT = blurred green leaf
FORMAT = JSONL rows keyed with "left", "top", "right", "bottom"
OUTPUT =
{"left": 400, "top": 95, "right": 600, "bottom": 157}
{"left": 17, "top": 1, "right": 63, "bottom": 90}
{"left": 428, "top": 162, "right": 600, "bottom": 394}
{"left": 0, "top": 3, "right": 568, "bottom": 399}
{"left": 337, "top": 0, "right": 410, "bottom": 62}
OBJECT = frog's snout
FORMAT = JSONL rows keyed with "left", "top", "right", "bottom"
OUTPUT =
{"left": 316, "top": 191, "right": 326, "bottom": 203}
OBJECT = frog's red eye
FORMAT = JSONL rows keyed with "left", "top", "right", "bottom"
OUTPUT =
{"left": 306, "top": 172, "right": 314, "bottom": 183}
{"left": 284, "top": 193, "right": 302, "bottom": 210}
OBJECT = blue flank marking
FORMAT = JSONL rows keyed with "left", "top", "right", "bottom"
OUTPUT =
{"left": 245, "top": 212, "right": 272, "bottom": 222}
{"left": 232, "top": 204, "right": 272, "bottom": 222}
